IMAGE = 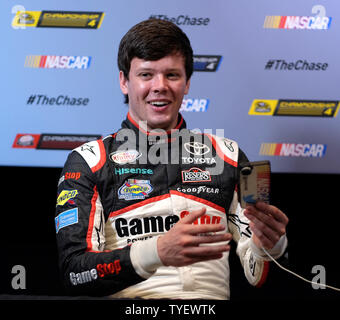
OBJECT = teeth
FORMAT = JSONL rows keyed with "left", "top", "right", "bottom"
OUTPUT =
{"left": 150, "top": 101, "right": 168, "bottom": 106}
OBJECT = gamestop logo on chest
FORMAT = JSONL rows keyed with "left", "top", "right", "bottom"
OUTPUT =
{"left": 111, "top": 212, "right": 222, "bottom": 242}
{"left": 114, "top": 215, "right": 180, "bottom": 238}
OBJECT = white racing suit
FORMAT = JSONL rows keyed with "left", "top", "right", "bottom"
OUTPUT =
{"left": 55, "top": 113, "right": 287, "bottom": 299}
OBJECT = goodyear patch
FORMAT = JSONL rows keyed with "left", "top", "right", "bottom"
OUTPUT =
{"left": 118, "top": 179, "right": 153, "bottom": 201}
{"left": 56, "top": 189, "right": 78, "bottom": 206}
{"left": 55, "top": 208, "right": 78, "bottom": 233}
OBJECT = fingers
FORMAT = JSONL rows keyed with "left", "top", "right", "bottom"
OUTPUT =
{"left": 180, "top": 240, "right": 231, "bottom": 265}
{"left": 179, "top": 207, "right": 227, "bottom": 235}
{"left": 198, "top": 232, "right": 232, "bottom": 243}
{"left": 249, "top": 221, "right": 279, "bottom": 249}
{"left": 253, "top": 201, "right": 289, "bottom": 225}
{"left": 244, "top": 202, "right": 288, "bottom": 249}
{"left": 186, "top": 232, "right": 232, "bottom": 246}
{"left": 245, "top": 202, "right": 288, "bottom": 234}
{"left": 157, "top": 207, "right": 232, "bottom": 267}
{"left": 180, "top": 207, "right": 207, "bottom": 224}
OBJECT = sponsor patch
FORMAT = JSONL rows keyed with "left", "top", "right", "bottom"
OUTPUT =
{"left": 55, "top": 208, "right": 78, "bottom": 233}
{"left": 110, "top": 150, "right": 141, "bottom": 164}
{"left": 184, "top": 142, "right": 210, "bottom": 156}
{"left": 182, "top": 167, "right": 211, "bottom": 183}
{"left": 56, "top": 189, "right": 78, "bottom": 206}
{"left": 114, "top": 167, "right": 153, "bottom": 175}
{"left": 118, "top": 179, "right": 153, "bottom": 200}
{"left": 69, "top": 260, "right": 121, "bottom": 286}
{"left": 176, "top": 186, "right": 219, "bottom": 194}
{"left": 182, "top": 157, "right": 216, "bottom": 165}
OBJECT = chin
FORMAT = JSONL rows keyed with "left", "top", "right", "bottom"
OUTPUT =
{"left": 147, "top": 116, "right": 174, "bottom": 131}
{"left": 148, "top": 123, "right": 169, "bottom": 131}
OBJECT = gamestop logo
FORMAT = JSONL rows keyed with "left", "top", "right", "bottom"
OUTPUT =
{"left": 180, "top": 98, "right": 209, "bottom": 112}
{"left": 69, "top": 260, "right": 121, "bottom": 286}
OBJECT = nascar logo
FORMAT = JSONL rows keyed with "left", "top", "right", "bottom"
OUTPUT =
{"left": 180, "top": 98, "right": 209, "bottom": 112}
{"left": 24, "top": 55, "right": 91, "bottom": 69}
{"left": 263, "top": 15, "right": 332, "bottom": 30}
{"left": 260, "top": 143, "right": 327, "bottom": 158}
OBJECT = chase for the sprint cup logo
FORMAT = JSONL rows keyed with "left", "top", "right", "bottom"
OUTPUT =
{"left": 118, "top": 179, "right": 153, "bottom": 200}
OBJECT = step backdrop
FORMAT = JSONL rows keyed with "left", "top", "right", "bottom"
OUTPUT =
{"left": 1, "top": 0, "right": 339, "bottom": 173}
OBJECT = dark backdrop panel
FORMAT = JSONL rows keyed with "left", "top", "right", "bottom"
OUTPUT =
{"left": 1, "top": 165, "right": 339, "bottom": 300}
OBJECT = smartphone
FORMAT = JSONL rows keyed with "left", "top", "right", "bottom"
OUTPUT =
{"left": 239, "top": 160, "right": 271, "bottom": 208}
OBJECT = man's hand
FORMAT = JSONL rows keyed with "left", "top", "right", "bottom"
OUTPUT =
{"left": 157, "top": 208, "right": 232, "bottom": 267}
{"left": 244, "top": 201, "right": 289, "bottom": 250}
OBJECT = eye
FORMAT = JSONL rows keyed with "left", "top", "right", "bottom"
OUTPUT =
{"left": 139, "top": 72, "right": 152, "bottom": 79}
{"left": 167, "top": 72, "right": 180, "bottom": 80}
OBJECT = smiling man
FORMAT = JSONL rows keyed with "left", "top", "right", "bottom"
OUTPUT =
{"left": 55, "top": 19, "right": 288, "bottom": 299}
{"left": 117, "top": 19, "right": 193, "bottom": 132}
{"left": 119, "top": 54, "right": 190, "bottom": 131}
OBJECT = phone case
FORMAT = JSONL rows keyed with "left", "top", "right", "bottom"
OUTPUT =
{"left": 239, "top": 160, "right": 271, "bottom": 208}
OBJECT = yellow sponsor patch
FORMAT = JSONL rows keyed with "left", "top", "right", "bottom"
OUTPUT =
{"left": 57, "top": 190, "right": 78, "bottom": 206}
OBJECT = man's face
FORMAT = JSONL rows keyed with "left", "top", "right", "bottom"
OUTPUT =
{"left": 119, "top": 53, "right": 190, "bottom": 131}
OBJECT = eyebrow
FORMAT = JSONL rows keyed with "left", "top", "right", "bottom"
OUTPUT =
{"left": 136, "top": 67, "right": 183, "bottom": 73}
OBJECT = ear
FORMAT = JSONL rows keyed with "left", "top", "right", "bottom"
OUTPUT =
{"left": 119, "top": 71, "right": 129, "bottom": 95}
{"left": 184, "top": 78, "right": 190, "bottom": 95}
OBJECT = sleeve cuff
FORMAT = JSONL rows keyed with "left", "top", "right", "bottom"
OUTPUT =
{"left": 250, "top": 234, "right": 288, "bottom": 261}
{"left": 130, "top": 236, "right": 163, "bottom": 279}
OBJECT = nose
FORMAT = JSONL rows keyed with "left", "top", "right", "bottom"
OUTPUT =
{"left": 151, "top": 74, "right": 168, "bottom": 93}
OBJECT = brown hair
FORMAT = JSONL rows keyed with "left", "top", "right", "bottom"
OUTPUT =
{"left": 118, "top": 19, "right": 193, "bottom": 103}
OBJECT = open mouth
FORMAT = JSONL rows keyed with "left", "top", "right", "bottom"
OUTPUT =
{"left": 148, "top": 100, "right": 171, "bottom": 108}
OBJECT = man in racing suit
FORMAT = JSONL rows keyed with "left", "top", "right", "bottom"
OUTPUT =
{"left": 55, "top": 19, "right": 288, "bottom": 299}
